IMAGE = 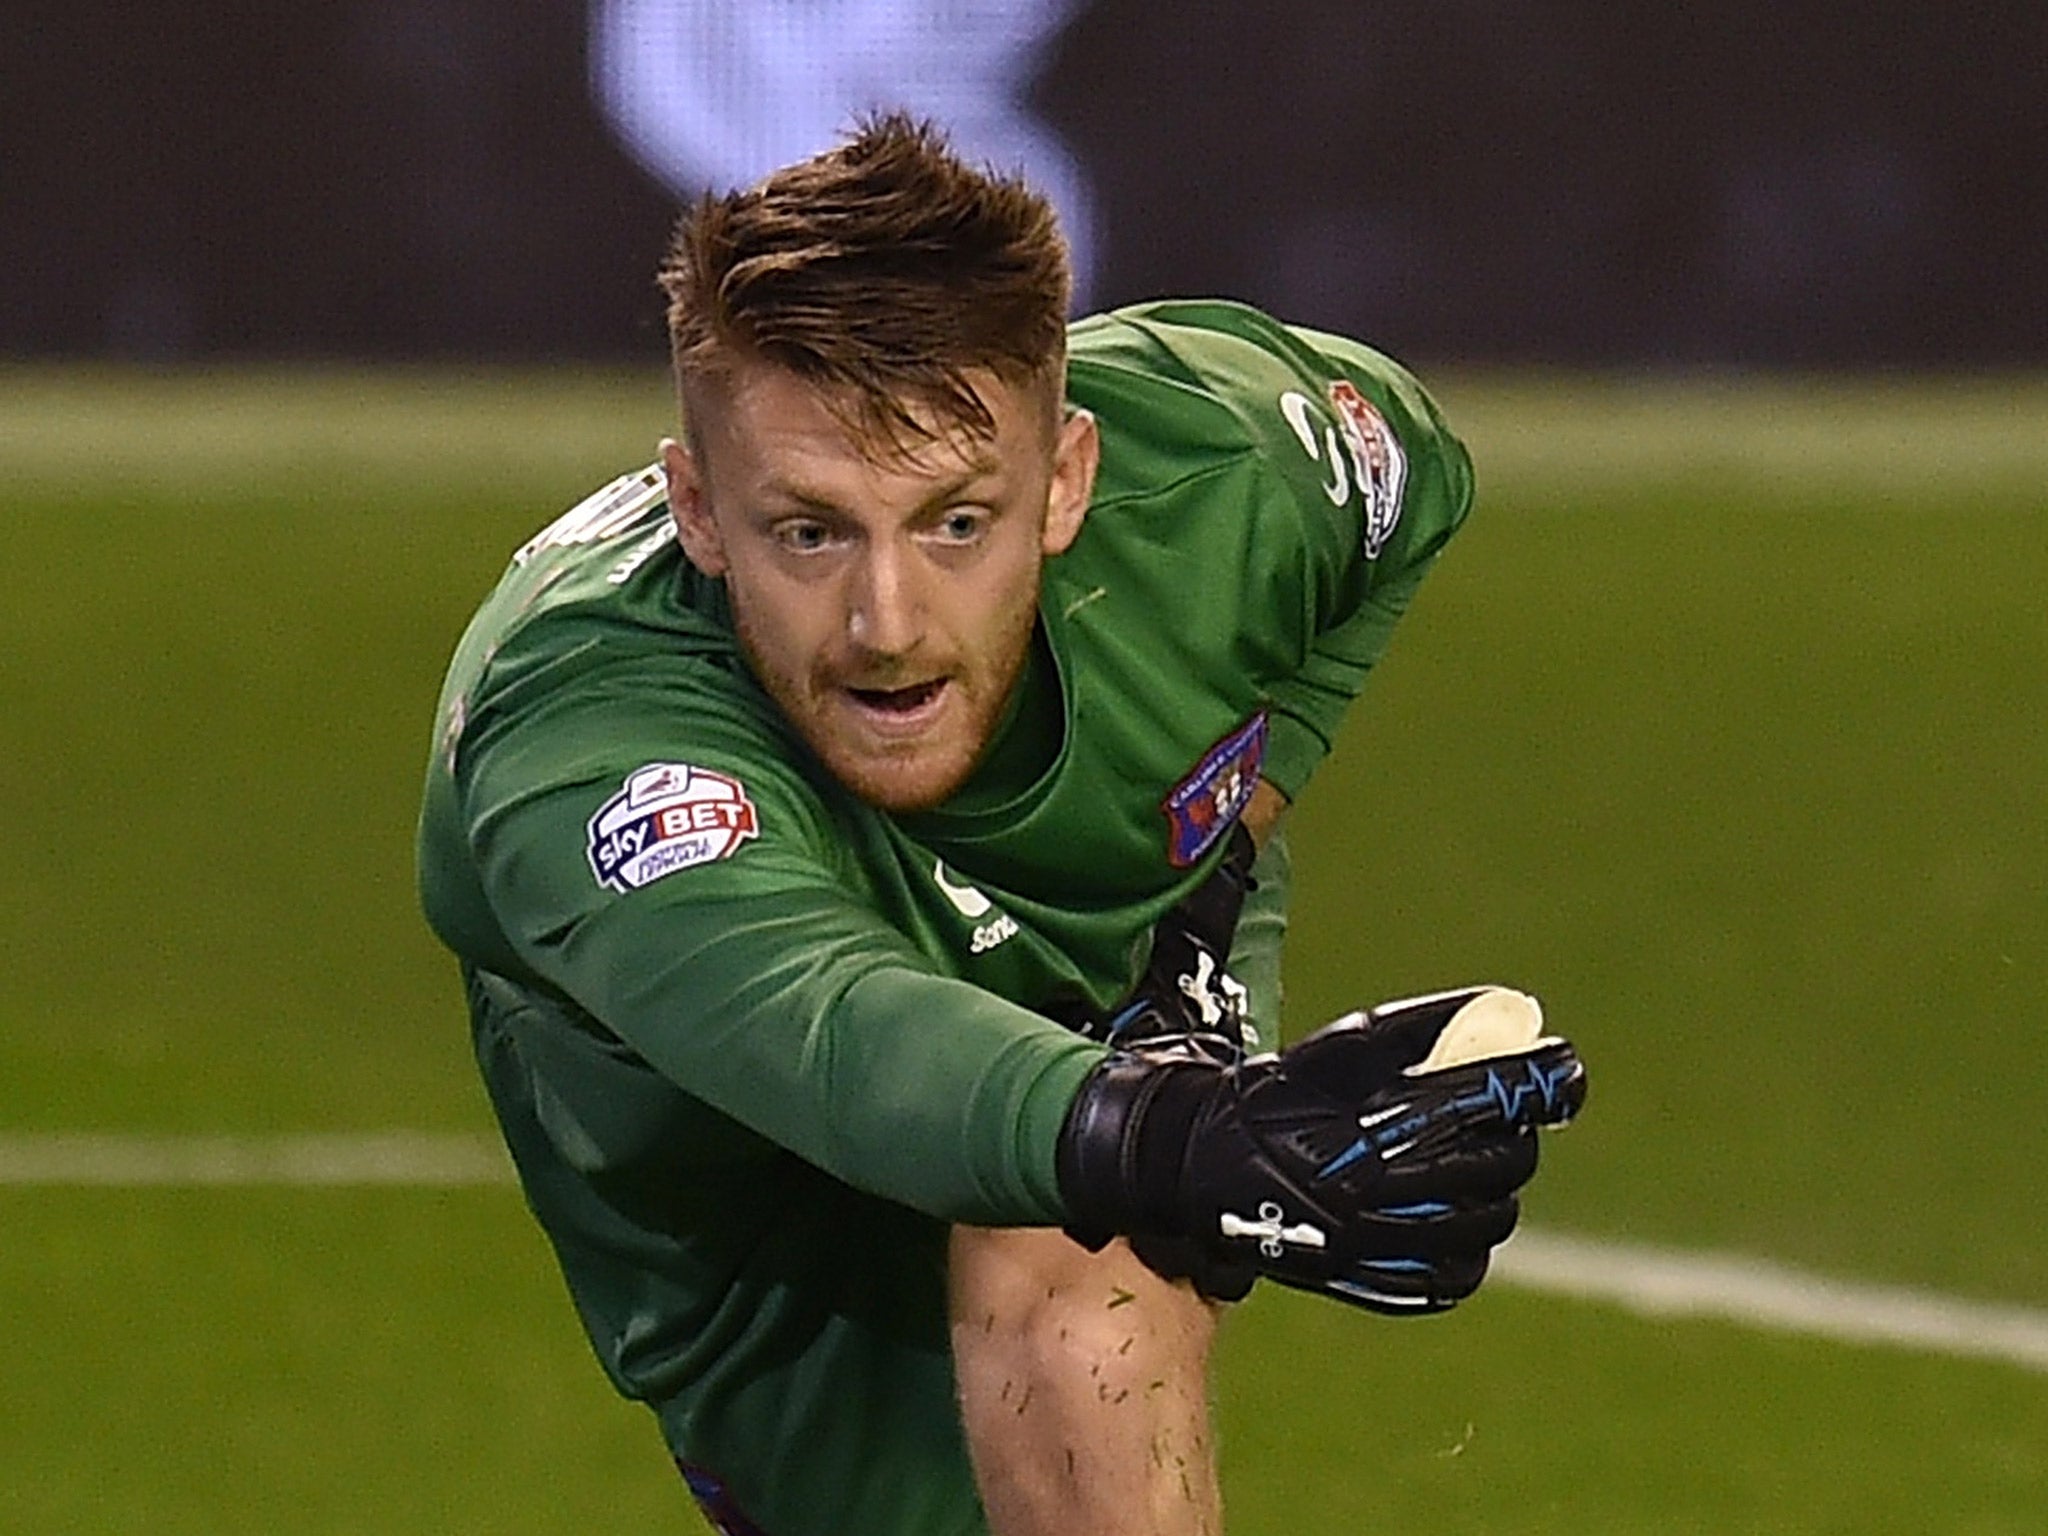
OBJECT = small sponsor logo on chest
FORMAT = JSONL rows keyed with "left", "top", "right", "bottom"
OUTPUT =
{"left": 933, "top": 859, "right": 1018, "bottom": 954}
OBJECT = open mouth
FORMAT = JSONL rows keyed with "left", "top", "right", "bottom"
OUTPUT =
{"left": 845, "top": 678, "right": 946, "bottom": 716}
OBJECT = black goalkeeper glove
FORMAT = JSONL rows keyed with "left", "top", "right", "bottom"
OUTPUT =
{"left": 1056, "top": 985, "right": 1587, "bottom": 1315}
{"left": 1041, "top": 823, "right": 1263, "bottom": 1297}
{"left": 1050, "top": 822, "right": 1260, "bottom": 1066}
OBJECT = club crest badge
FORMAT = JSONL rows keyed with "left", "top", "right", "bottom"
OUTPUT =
{"left": 1163, "top": 712, "right": 1267, "bottom": 868}
{"left": 1328, "top": 379, "right": 1408, "bottom": 560}
{"left": 586, "top": 762, "right": 759, "bottom": 892}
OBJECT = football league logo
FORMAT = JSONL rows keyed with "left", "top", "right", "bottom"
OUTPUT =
{"left": 1327, "top": 380, "right": 1408, "bottom": 561}
{"left": 586, "top": 762, "right": 759, "bottom": 892}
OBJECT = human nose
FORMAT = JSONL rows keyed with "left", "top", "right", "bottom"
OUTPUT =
{"left": 845, "top": 540, "right": 923, "bottom": 658}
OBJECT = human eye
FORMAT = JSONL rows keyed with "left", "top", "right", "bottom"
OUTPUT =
{"left": 770, "top": 517, "right": 834, "bottom": 555}
{"left": 929, "top": 505, "right": 992, "bottom": 546}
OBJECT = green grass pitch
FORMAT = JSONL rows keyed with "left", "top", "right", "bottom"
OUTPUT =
{"left": 2, "top": 365, "right": 2044, "bottom": 1532}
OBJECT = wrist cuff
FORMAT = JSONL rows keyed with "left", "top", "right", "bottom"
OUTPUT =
{"left": 1054, "top": 1055, "right": 1216, "bottom": 1242}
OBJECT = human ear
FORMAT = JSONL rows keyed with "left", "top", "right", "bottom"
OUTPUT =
{"left": 662, "top": 437, "right": 729, "bottom": 577}
{"left": 1041, "top": 408, "right": 1099, "bottom": 557}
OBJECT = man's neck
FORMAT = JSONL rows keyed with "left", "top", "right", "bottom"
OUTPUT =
{"left": 944, "top": 624, "right": 1063, "bottom": 814}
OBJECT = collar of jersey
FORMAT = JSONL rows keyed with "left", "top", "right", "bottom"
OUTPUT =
{"left": 896, "top": 593, "right": 1075, "bottom": 837}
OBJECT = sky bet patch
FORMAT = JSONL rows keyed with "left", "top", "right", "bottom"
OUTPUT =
{"left": 1164, "top": 711, "right": 1267, "bottom": 867}
{"left": 587, "top": 762, "right": 759, "bottom": 892}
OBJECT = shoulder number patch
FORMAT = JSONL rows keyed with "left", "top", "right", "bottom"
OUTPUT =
{"left": 1164, "top": 712, "right": 1268, "bottom": 868}
{"left": 587, "top": 762, "right": 759, "bottom": 892}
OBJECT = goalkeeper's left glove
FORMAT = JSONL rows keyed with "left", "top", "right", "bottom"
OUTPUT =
{"left": 1053, "top": 822, "right": 1260, "bottom": 1067}
{"left": 1057, "top": 984, "right": 1587, "bottom": 1316}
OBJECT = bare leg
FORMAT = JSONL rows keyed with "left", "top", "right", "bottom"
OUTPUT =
{"left": 949, "top": 1226, "right": 1224, "bottom": 1536}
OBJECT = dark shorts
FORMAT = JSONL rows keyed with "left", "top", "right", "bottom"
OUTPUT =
{"left": 677, "top": 1459, "right": 772, "bottom": 1536}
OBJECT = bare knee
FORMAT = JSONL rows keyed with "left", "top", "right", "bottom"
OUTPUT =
{"left": 949, "top": 1226, "right": 1217, "bottom": 1372}
{"left": 948, "top": 1227, "right": 1224, "bottom": 1535}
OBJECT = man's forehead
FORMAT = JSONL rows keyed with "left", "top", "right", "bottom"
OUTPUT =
{"left": 752, "top": 445, "right": 1001, "bottom": 516}
{"left": 689, "top": 355, "right": 1045, "bottom": 460}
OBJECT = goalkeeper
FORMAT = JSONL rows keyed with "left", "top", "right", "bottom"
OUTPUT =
{"left": 417, "top": 114, "right": 1584, "bottom": 1536}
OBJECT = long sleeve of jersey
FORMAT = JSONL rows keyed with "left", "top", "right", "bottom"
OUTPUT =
{"left": 1257, "top": 322, "right": 1475, "bottom": 795}
{"left": 440, "top": 649, "right": 1102, "bottom": 1229}
{"left": 1076, "top": 302, "right": 1476, "bottom": 801}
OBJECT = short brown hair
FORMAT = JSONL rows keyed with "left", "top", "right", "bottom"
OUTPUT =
{"left": 658, "top": 113, "right": 1073, "bottom": 450}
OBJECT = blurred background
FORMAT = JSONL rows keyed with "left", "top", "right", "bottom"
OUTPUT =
{"left": 9, "top": 0, "right": 2048, "bottom": 368}
{"left": 6, "top": 5, "right": 2046, "bottom": 1534}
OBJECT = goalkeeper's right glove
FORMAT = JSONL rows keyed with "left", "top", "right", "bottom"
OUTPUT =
{"left": 1055, "top": 985, "right": 1586, "bottom": 1315}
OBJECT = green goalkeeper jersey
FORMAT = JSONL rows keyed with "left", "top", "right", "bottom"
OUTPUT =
{"left": 416, "top": 299, "right": 1472, "bottom": 1535}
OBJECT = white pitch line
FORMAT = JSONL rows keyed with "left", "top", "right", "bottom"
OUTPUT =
{"left": 4, "top": 1133, "right": 2046, "bottom": 1377}
{"left": 1493, "top": 1228, "right": 2048, "bottom": 1376}
{"left": 0, "top": 1132, "right": 514, "bottom": 1187}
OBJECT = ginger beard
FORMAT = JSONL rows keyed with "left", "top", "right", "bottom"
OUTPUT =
{"left": 666, "top": 358, "right": 1094, "bottom": 815}
{"left": 725, "top": 539, "right": 1046, "bottom": 813}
